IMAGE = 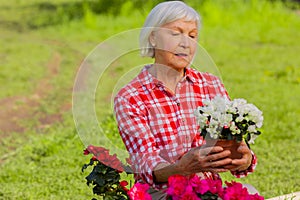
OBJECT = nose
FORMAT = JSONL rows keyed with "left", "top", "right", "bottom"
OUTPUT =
{"left": 179, "top": 34, "right": 190, "bottom": 48}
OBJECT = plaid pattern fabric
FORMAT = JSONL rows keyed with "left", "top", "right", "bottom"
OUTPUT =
{"left": 114, "top": 65, "right": 257, "bottom": 189}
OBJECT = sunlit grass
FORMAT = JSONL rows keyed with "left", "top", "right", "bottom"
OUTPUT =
{"left": 0, "top": 0, "right": 299, "bottom": 199}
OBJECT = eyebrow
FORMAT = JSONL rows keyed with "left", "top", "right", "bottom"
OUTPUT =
{"left": 170, "top": 26, "right": 198, "bottom": 33}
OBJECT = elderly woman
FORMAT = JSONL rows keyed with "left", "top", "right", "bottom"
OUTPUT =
{"left": 114, "top": 1, "right": 257, "bottom": 199}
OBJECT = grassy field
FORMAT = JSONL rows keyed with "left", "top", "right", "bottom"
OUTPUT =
{"left": 0, "top": 0, "right": 299, "bottom": 199}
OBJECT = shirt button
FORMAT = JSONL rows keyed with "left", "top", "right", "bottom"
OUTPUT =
{"left": 177, "top": 102, "right": 180, "bottom": 106}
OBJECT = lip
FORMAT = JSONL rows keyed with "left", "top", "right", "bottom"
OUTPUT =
{"left": 174, "top": 53, "right": 188, "bottom": 57}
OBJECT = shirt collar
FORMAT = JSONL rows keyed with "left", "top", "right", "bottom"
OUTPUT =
{"left": 184, "top": 67, "right": 197, "bottom": 83}
{"left": 138, "top": 65, "right": 199, "bottom": 90}
{"left": 138, "top": 65, "right": 161, "bottom": 90}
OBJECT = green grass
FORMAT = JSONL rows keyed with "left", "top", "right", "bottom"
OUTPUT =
{"left": 0, "top": 0, "right": 299, "bottom": 199}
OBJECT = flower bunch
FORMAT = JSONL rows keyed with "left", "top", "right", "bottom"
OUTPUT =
{"left": 82, "top": 145, "right": 151, "bottom": 200}
{"left": 82, "top": 145, "right": 264, "bottom": 200}
{"left": 82, "top": 145, "right": 130, "bottom": 200}
{"left": 166, "top": 174, "right": 264, "bottom": 200}
{"left": 194, "top": 95, "right": 263, "bottom": 143}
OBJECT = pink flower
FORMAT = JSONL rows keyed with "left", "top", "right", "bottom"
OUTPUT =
{"left": 128, "top": 183, "right": 152, "bottom": 200}
{"left": 166, "top": 175, "right": 264, "bottom": 200}
{"left": 223, "top": 181, "right": 250, "bottom": 200}
{"left": 189, "top": 174, "right": 202, "bottom": 189}
{"left": 166, "top": 174, "right": 189, "bottom": 198}
{"left": 181, "top": 191, "right": 200, "bottom": 200}
{"left": 249, "top": 193, "right": 264, "bottom": 200}
{"left": 190, "top": 175, "right": 223, "bottom": 196}
{"left": 206, "top": 179, "right": 223, "bottom": 196}
{"left": 180, "top": 184, "right": 200, "bottom": 200}
{"left": 194, "top": 179, "right": 210, "bottom": 194}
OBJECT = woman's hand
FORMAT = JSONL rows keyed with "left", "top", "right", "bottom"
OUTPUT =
{"left": 223, "top": 141, "right": 252, "bottom": 172}
{"left": 175, "top": 146, "right": 232, "bottom": 176}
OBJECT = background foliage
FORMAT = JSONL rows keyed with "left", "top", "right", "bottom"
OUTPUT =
{"left": 0, "top": 0, "right": 299, "bottom": 199}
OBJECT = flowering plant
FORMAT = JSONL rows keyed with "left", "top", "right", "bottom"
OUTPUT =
{"left": 82, "top": 145, "right": 264, "bottom": 200}
{"left": 194, "top": 95, "right": 263, "bottom": 143}
{"left": 166, "top": 174, "right": 264, "bottom": 200}
{"left": 82, "top": 145, "right": 152, "bottom": 200}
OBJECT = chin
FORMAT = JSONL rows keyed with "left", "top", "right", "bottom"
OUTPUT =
{"left": 170, "top": 64, "right": 188, "bottom": 71}
{"left": 174, "top": 58, "right": 191, "bottom": 68}
{"left": 174, "top": 62, "right": 190, "bottom": 69}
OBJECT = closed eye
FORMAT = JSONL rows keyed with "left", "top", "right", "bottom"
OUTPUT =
{"left": 171, "top": 31, "right": 180, "bottom": 36}
{"left": 189, "top": 34, "right": 197, "bottom": 39}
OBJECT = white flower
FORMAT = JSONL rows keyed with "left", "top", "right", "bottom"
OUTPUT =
{"left": 248, "top": 133, "right": 258, "bottom": 144}
{"left": 247, "top": 125, "right": 257, "bottom": 133}
{"left": 194, "top": 96, "right": 263, "bottom": 142}
{"left": 207, "top": 128, "right": 219, "bottom": 139}
{"left": 256, "top": 116, "right": 264, "bottom": 128}
{"left": 230, "top": 98, "right": 247, "bottom": 110}
{"left": 219, "top": 113, "right": 232, "bottom": 127}
{"left": 209, "top": 118, "right": 219, "bottom": 127}
{"left": 202, "top": 98, "right": 212, "bottom": 106}
{"left": 235, "top": 115, "right": 244, "bottom": 122}
{"left": 200, "top": 105, "right": 214, "bottom": 116}
{"left": 229, "top": 121, "right": 241, "bottom": 135}
{"left": 227, "top": 106, "right": 237, "bottom": 114}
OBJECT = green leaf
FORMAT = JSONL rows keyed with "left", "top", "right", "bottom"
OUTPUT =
{"left": 201, "top": 129, "right": 207, "bottom": 138}
{"left": 236, "top": 134, "right": 243, "bottom": 142}
{"left": 81, "top": 159, "right": 96, "bottom": 172}
{"left": 255, "top": 130, "right": 261, "bottom": 135}
{"left": 198, "top": 192, "right": 218, "bottom": 200}
{"left": 246, "top": 133, "right": 251, "bottom": 142}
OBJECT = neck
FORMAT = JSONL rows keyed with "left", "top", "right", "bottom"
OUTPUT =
{"left": 149, "top": 64, "right": 184, "bottom": 93}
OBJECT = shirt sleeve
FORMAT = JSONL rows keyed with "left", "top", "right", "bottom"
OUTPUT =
{"left": 230, "top": 150, "right": 257, "bottom": 178}
{"left": 114, "top": 95, "right": 169, "bottom": 187}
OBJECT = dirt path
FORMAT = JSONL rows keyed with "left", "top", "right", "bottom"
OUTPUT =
{"left": 0, "top": 51, "right": 69, "bottom": 135}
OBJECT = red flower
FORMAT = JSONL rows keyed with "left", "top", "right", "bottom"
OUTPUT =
{"left": 128, "top": 183, "right": 152, "bottom": 200}
{"left": 87, "top": 145, "right": 109, "bottom": 156}
{"left": 111, "top": 154, "right": 124, "bottom": 171}
{"left": 85, "top": 145, "right": 124, "bottom": 172}
{"left": 120, "top": 180, "right": 129, "bottom": 192}
{"left": 83, "top": 148, "right": 90, "bottom": 155}
{"left": 126, "top": 157, "right": 132, "bottom": 165}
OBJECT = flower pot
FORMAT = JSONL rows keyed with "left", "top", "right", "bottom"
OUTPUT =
{"left": 205, "top": 139, "right": 242, "bottom": 160}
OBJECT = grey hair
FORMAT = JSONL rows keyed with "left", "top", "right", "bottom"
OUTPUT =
{"left": 139, "top": 1, "right": 201, "bottom": 58}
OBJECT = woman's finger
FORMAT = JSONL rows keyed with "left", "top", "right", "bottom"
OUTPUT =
{"left": 205, "top": 150, "right": 231, "bottom": 162}
{"left": 207, "top": 157, "right": 232, "bottom": 168}
{"left": 196, "top": 146, "right": 224, "bottom": 157}
{"left": 204, "top": 168, "right": 229, "bottom": 173}
{"left": 231, "top": 158, "right": 246, "bottom": 166}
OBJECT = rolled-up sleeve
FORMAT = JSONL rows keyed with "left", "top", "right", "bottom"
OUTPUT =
{"left": 231, "top": 150, "right": 257, "bottom": 178}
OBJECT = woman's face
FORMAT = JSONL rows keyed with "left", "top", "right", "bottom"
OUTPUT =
{"left": 151, "top": 18, "right": 198, "bottom": 72}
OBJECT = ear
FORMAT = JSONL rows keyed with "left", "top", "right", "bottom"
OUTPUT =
{"left": 149, "top": 31, "right": 156, "bottom": 47}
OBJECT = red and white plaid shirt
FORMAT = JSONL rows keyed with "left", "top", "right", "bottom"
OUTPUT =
{"left": 114, "top": 65, "right": 257, "bottom": 189}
